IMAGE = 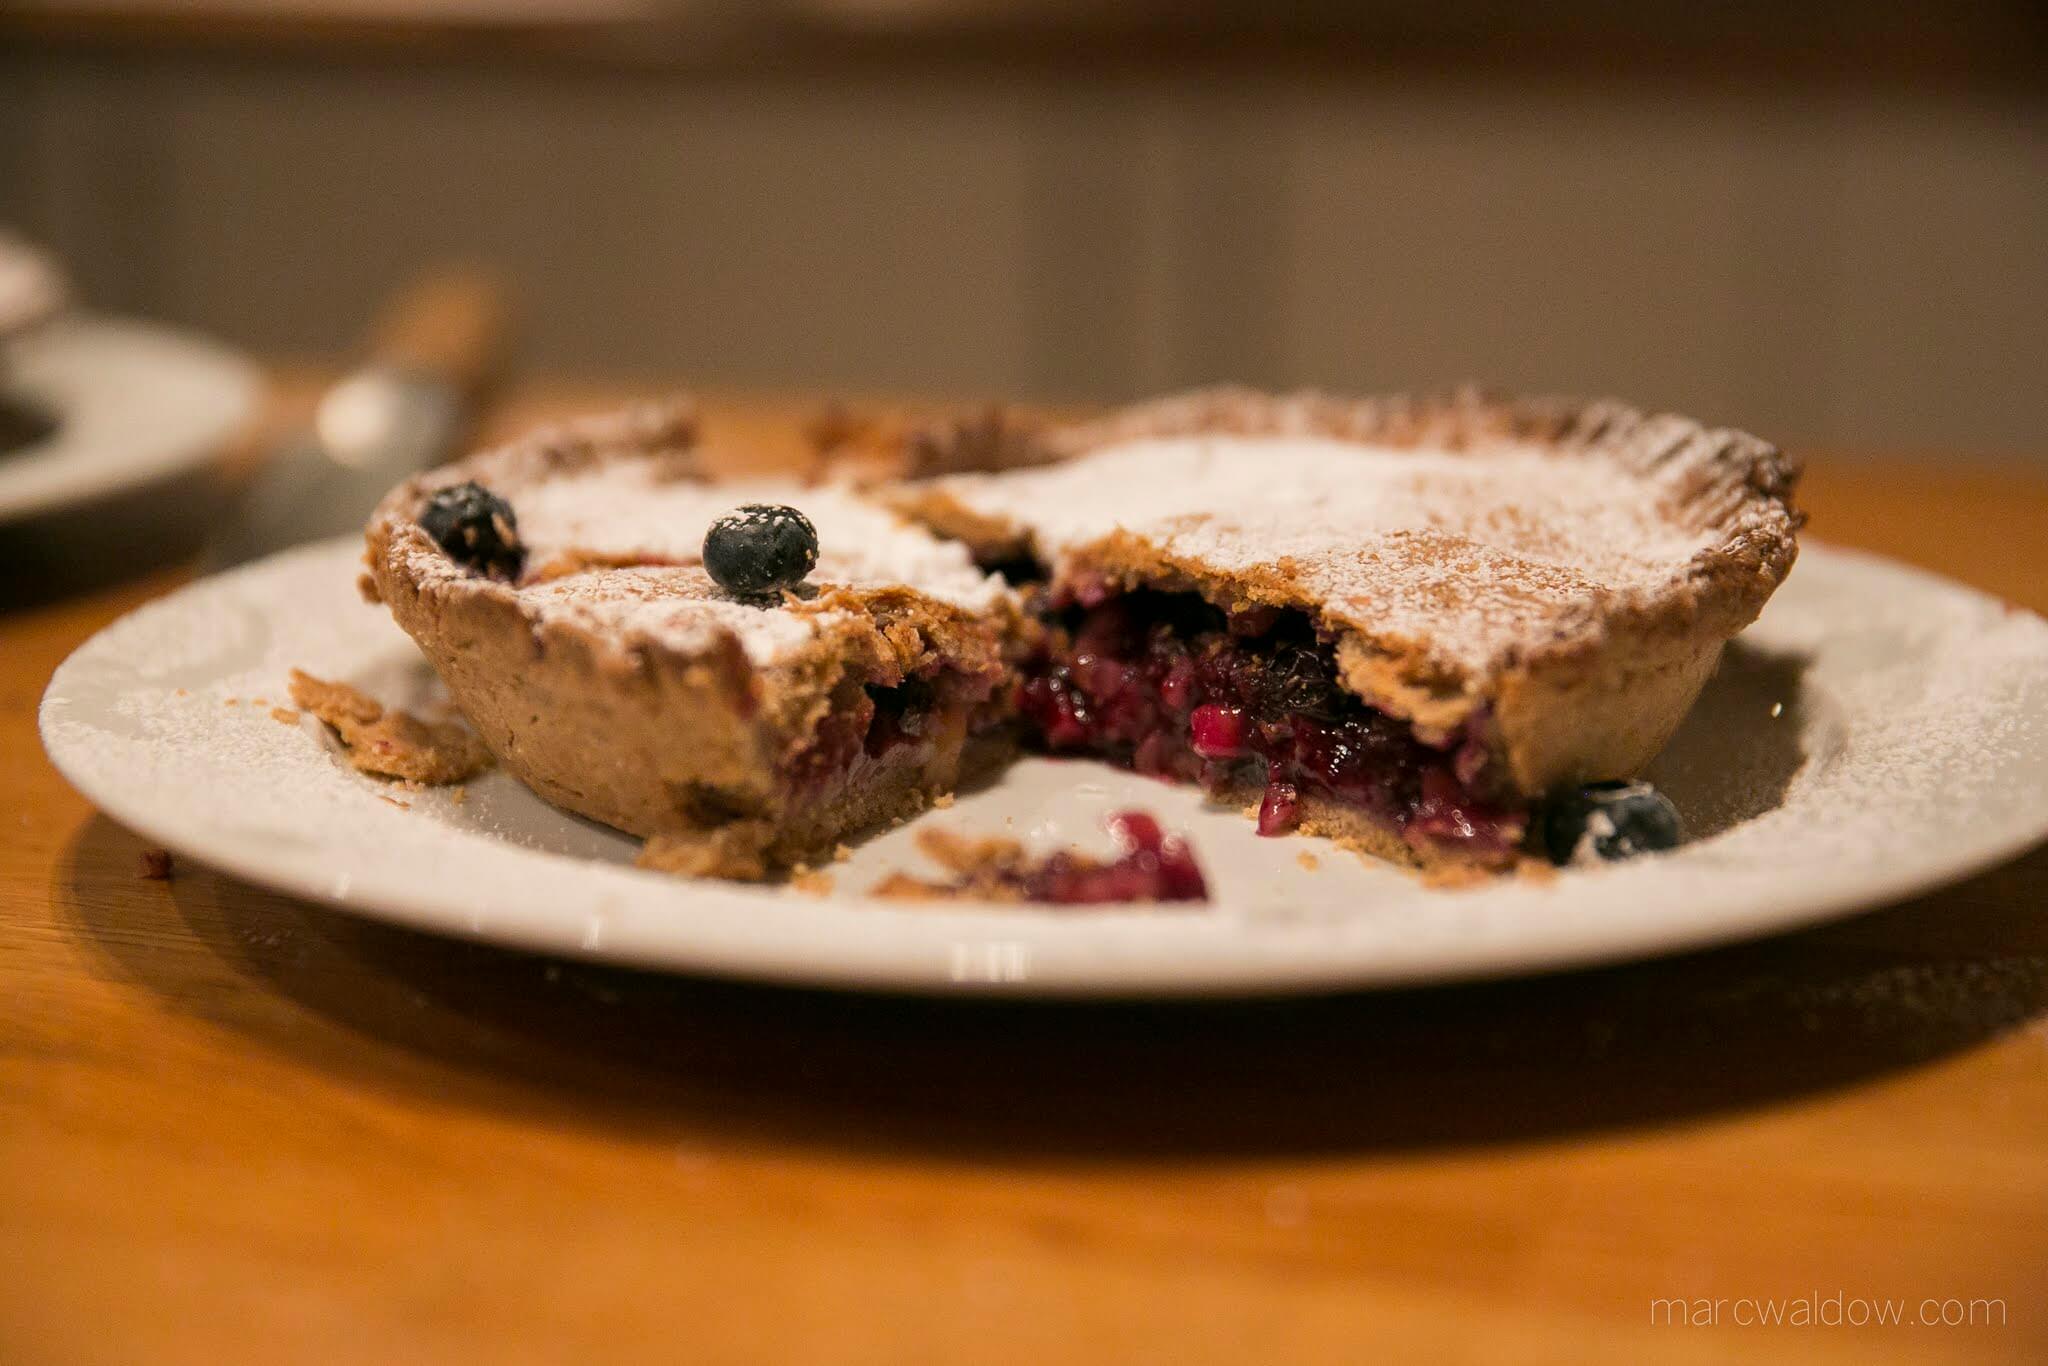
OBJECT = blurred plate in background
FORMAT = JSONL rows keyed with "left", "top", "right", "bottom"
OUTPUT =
{"left": 0, "top": 314, "right": 259, "bottom": 526}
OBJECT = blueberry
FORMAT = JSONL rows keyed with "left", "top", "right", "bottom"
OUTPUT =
{"left": 420, "top": 481, "right": 523, "bottom": 579}
{"left": 1542, "top": 780, "right": 1683, "bottom": 864}
{"left": 703, "top": 503, "right": 818, "bottom": 598}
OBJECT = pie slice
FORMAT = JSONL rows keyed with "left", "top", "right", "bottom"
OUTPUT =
{"left": 883, "top": 387, "right": 1801, "bottom": 872}
{"left": 363, "top": 402, "right": 1025, "bottom": 880}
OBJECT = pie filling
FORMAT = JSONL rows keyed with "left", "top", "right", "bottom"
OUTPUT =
{"left": 1011, "top": 584, "right": 1530, "bottom": 863}
{"left": 781, "top": 665, "right": 1001, "bottom": 801}
{"left": 1012, "top": 810, "right": 1209, "bottom": 903}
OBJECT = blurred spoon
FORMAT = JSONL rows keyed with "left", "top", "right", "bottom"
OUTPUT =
{"left": 206, "top": 266, "right": 511, "bottom": 568}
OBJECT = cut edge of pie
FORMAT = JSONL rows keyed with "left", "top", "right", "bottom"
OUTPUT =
{"left": 877, "top": 386, "right": 1802, "bottom": 871}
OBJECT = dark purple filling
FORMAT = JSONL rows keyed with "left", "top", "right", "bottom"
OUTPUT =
{"left": 783, "top": 669, "right": 995, "bottom": 798}
{"left": 1019, "top": 810, "right": 1208, "bottom": 904}
{"left": 1014, "top": 590, "right": 1527, "bottom": 863}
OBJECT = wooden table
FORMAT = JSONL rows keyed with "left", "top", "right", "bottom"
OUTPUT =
{"left": 4, "top": 384, "right": 2047, "bottom": 1365}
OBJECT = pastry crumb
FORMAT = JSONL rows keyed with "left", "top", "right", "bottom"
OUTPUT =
{"left": 288, "top": 669, "right": 493, "bottom": 785}
{"left": 638, "top": 824, "right": 773, "bottom": 882}
{"left": 931, "top": 792, "right": 955, "bottom": 809}
{"left": 832, "top": 842, "right": 852, "bottom": 863}
{"left": 1421, "top": 862, "right": 1492, "bottom": 890}
{"left": 874, "top": 813, "right": 1207, "bottom": 906}
{"left": 450, "top": 785, "right": 468, "bottom": 806}
{"left": 1296, "top": 851, "right": 1320, "bottom": 871}
{"left": 377, "top": 793, "right": 412, "bottom": 810}
{"left": 174, "top": 688, "right": 188, "bottom": 698}
{"left": 138, "top": 848, "right": 174, "bottom": 880}
{"left": 270, "top": 706, "right": 301, "bottom": 726}
{"left": 791, "top": 868, "right": 835, "bottom": 896}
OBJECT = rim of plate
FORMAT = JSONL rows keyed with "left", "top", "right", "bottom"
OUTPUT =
{"left": 0, "top": 313, "right": 261, "bottom": 523}
{"left": 39, "top": 539, "right": 2048, "bottom": 997}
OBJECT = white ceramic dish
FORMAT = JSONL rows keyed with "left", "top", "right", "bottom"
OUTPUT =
{"left": 40, "top": 538, "right": 2048, "bottom": 997}
{"left": 0, "top": 314, "right": 260, "bottom": 525}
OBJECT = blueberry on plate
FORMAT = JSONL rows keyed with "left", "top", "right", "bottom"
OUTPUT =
{"left": 704, "top": 503, "right": 819, "bottom": 598}
{"left": 1542, "top": 780, "right": 1683, "bottom": 864}
{"left": 420, "top": 481, "right": 523, "bottom": 579}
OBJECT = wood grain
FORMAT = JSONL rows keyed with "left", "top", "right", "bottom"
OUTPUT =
{"left": 3, "top": 385, "right": 2046, "bottom": 1364}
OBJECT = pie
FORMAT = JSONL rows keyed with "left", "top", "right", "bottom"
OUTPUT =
{"left": 363, "top": 387, "right": 1801, "bottom": 883}
{"left": 364, "top": 402, "right": 1024, "bottom": 881}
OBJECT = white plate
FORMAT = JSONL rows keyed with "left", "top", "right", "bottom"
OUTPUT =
{"left": 0, "top": 314, "right": 260, "bottom": 524}
{"left": 40, "top": 539, "right": 2048, "bottom": 997}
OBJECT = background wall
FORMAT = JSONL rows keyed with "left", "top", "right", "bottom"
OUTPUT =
{"left": 3, "top": 43, "right": 2044, "bottom": 457}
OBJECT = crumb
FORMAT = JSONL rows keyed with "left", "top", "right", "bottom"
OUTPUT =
{"left": 288, "top": 669, "right": 493, "bottom": 785}
{"left": 138, "top": 848, "right": 173, "bottom": 880}
{"left": 174, "top": 688, "right": 188, "bottom": 698}
{"left": 832, "top": 842, "right": 852, "bottom": 863}
{"left": 1422, "top": 862, "right": 1492, "bottom": 890}
{"left": 223, "top": 697, "right": 240, "bottom": 707}
{"left": 870, "top": 872, "right": 968, "bottom": 901}
{"left": 270, "top": 707, "right": 300, "bottom": 725}
{"left": 1514, "top": 856, "right": 1560, "bottom": 884}
{"left": 377, "top": 794, "right": 412, "bottom": 810}
{"left": 873, "top": 813, "right": 1207, "bottom": 905}
{"left": 637, "top": 823, "right": 773, "bottom": 881}
{"left": 919, "top": 825, "right": 1029, "bottom": 876}
{"left": 251, "top": 696, "right": 268, "bottom": 707}
{"left": 450, "top": 785, "right": 468, "bottom": 806}
{"left": 931, "top": 792, "right": 955, "bottom": 809}
{"left": 791, "top": 869, "right": 835, "bottom": 896}
{"left": 1296, "top": 851, "right": 1320, "bottom": 871}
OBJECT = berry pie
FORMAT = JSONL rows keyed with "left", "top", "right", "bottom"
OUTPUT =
{"left": 363, "top": 387, "right": 1800, "bottom": 885}
{"left": 364, "top": 402, "right": 1024, "bottom": 880}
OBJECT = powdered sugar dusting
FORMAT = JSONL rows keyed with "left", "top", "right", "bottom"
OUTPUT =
{"left": 403, "top": 463, "right": 1007, "bottom": 666}
{"left": 1667, "top": 580, "right": 2048, "bottom": 876}
{"left": 521, "top": 565, "right": 821, "bottom": 660}
{"left": 926, "top": 434, "right": 1723, "bottom": 671}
